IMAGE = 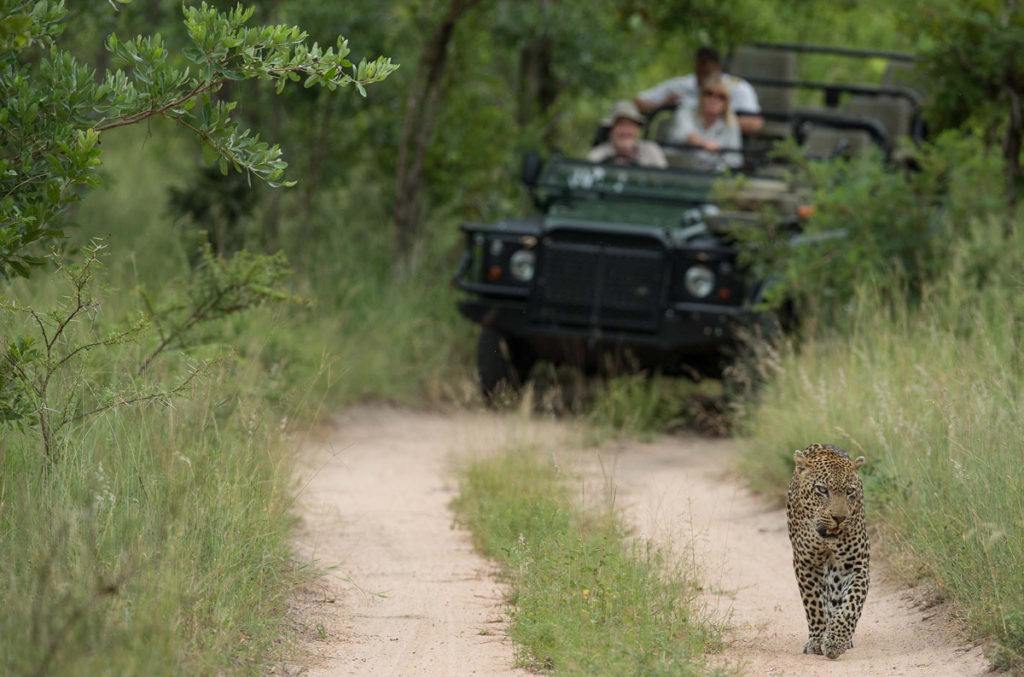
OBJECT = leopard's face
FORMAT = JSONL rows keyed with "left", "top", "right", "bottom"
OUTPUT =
{"left": 792, "top": 443, "right": 865, "bottom": 540}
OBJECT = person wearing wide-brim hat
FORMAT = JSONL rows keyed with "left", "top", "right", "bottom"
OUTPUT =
{"left": 587, "top": 100, "right": 668, "bottom": 168}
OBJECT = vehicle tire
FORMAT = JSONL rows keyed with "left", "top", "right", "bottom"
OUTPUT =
{"left": 477, "top": 328, "right": 535, "bottom": 405}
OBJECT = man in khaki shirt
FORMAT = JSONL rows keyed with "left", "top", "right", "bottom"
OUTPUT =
{"left": 587, "top": 100, "right": 668, "bottom": 169}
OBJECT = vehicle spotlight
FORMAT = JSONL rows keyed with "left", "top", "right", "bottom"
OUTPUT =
{"left": 509, "top": 249, "right": 536, "bottom": 282}
{"left": 684, "top": 265, "right": 715, "bottom": 298}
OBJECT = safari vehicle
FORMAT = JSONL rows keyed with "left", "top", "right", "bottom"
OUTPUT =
{"left": 452, "top": 43, "right": 925, "bottom": 400}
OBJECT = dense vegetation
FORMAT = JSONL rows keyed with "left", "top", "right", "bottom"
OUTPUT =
{"left": 3, "top": 0, "right": 1024, "bottom": 672}
{"left": 453, "top": 448, "right": 721, "bottom": 675}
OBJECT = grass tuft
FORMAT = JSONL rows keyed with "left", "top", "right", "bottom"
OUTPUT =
{"left": 453, "top": 449, "right": 722, "bottom": 675}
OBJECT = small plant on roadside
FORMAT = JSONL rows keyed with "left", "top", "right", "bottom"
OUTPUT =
{"left": 1, "top": 239, "right": 302, "bottom": 461}
{"left": 1, "top": 242, "right": 181, "bottom": 459}
{"left": 137, "top": 241, "right": 302, "bottom": 373}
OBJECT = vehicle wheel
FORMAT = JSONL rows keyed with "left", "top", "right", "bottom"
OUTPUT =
{"left": 477, "top": 328, "right": 535, "bottom": 405}
{"left": 722, "top": 311, "right": 782, "bottom": 405}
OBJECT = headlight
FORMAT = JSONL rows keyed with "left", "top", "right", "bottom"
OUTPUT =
{"left": 684, "top": 265, "right": 715, "bottom": 298}
{"left": 509, "top": 250, "right": 536, "bottom": 282}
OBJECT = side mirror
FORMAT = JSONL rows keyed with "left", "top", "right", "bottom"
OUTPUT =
{"left": 521, "top": 150, "right": 543, "bottom": 188}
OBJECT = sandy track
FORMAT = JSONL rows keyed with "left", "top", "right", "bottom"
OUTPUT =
{"left": 592, "top": 435, "right": 990, "bottom": 676}
{"left": 290, "top": 408, "right": 989, "bottom": 676}
{"left": 289, "top": 407, "right": 535, "bottom": 676}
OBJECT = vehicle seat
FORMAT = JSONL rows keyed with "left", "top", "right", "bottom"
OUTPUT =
{"left": 843, "top": 95, "right": 913, "bottom": 143}
{"left": 728, "top": 46, "right": 797, "bottom": 139}
{"left": 802, "top": 127, "right": 872, "bottom": 159}
{"left": 653, "top": 114, "right": 677, "bottom": 144}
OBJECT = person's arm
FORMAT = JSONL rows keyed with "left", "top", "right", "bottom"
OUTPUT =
{"left": 635, "top": 92, "right": 680, "bottom": 114}
{"left": 678, "top": 111, "right": 719, "bottom": 150}
{"left": 635, "top": 79, "right": 682, "bottom": 114}
{"left": 731, "top": 78, "right": 764, "bottom": 135}
{"left": 738, "top": 115, "right": 764, "bottom": 134}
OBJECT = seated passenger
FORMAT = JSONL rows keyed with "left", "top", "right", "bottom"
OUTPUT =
{"left": 673, "top": 75, "right": 743, "bottom": 171}
{"left": 587, "top": 100, "right": 668, "bottom": 168}
{"left": 635, "top": 46, "right": 764, "bottom": 136}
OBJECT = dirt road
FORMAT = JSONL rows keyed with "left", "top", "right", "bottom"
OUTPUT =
{"left": 289, "top": 407, "right": 557, "bottom": 676}
{"left": 290, "top": 408, "right": 989, "bottom": 676}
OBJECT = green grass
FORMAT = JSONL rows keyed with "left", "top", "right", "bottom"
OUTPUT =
{"left": 585, "top": 373, "right": 723, "bottom": 441}
{"left": 0, "top": 358, "right": 301, "bottom": 675}
{"left": 739, "top": 275, "right": 1024, "bottom": 669}
{"left": 453, "top": 449, "right": 722, "bottom": 675}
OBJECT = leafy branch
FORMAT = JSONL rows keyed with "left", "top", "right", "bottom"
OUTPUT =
{"left": 0, "top": 242, "right": 189, "bottom": 460}
{"left": 0, "top": 1, "right": 398, "bottom": 279}
{"left": 138, "top": 242, "right": 302, "bottom": 373}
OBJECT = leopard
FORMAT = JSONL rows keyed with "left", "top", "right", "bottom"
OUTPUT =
{"left": 786, "top": 442, "right": 869, "bottom": 660}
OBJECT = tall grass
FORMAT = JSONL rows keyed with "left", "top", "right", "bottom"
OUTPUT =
{"left": 0, "top": 355, "right": 300, "bottom": 674}
{"left": 453, "top": 449, "right": 722, "bottom": 675}
{"left": 0, "top": 124, "right": 473, "bottom": 673}
{"left": 739, "top": 220, "right": 1024, "bottom": 668}
{"left": 584, "top": 374, "right": 722, "bottom": 440}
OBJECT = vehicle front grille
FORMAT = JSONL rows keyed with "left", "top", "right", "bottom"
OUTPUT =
{"left": 533, "top": 232, "right": 666, "bottom": 332}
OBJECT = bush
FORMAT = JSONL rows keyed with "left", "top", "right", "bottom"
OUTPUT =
{"left": 0, "top": 348, "right": 300, "bottom": 674}
{"left": 740, "top": 132, "right": 1006, "bottom": 314}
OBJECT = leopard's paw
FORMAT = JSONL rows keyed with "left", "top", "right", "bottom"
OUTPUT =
{"left": 821, "top": 635, "right": 852, "bottom": 660}
{"left": 802, "top": 638, "right": 822, "bottom": 655}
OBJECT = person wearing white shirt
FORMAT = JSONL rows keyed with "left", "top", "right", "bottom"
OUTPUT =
{"left": 635, "top": 46, "right": 763, "bottom": 136}
{"left": 672, "top": 74, "right": 743, "bottom": 171}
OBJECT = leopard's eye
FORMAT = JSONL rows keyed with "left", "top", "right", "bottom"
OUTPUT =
{"left": 846, "top": 486, "right": 857, "bottom": 497}
{"left": 814, "top": 483, "right": 828, "bottom": 496}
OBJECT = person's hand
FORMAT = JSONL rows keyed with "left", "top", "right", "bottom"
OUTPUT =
{"left": 666, "top": 92, "right": 682, "bottom": 106}
{"left": 703, "top": 140, "right": 720, "bottom": 152}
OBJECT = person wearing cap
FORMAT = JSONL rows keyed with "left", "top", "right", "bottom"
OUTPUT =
{"left": 635, "top": 46, "right": 763, "bottom": 136}
{"left": 587, "top": 100, "right": 668, "bottom": 168}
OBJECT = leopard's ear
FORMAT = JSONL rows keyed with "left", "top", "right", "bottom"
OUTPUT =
{"left": 793, "top": 448, "right": 810, "bottom": 468}
{"left": 852, "top": 456, "right": 866, "bottom": 470}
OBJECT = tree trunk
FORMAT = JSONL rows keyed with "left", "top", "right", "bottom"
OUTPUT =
{"left": 302, "top": 94, "right": 337, "bottom": 222}
{"left": 1005, "top": 86, "right": 1022, "bottom": 213}
{"left": 516, "top": 1, "right": 558, "bottom": 147}
{"left": 393, "top": 0, "right": 482, "bottom": 257}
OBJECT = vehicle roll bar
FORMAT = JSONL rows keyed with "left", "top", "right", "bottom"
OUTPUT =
{"left": 750, "top": 42, "right": 916, "bottom": 63}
